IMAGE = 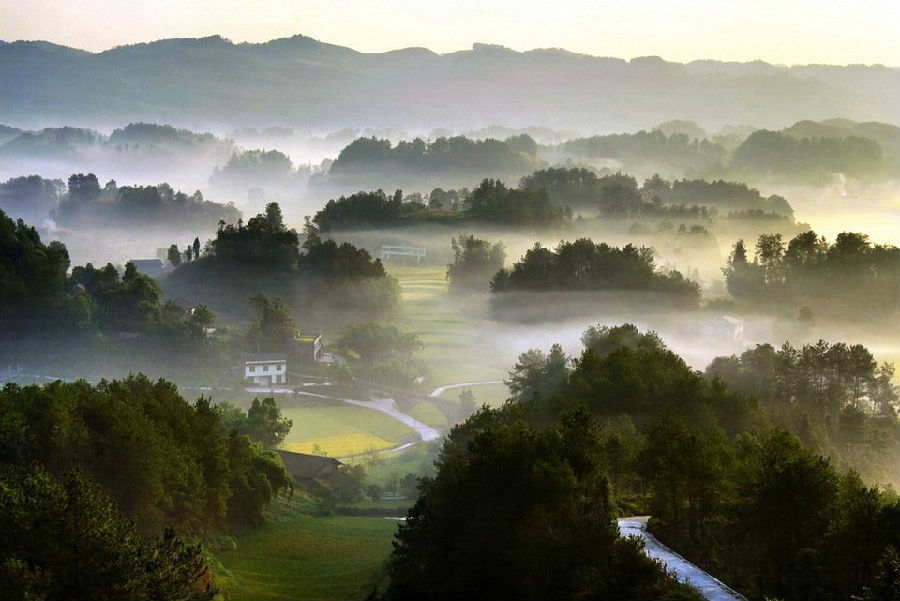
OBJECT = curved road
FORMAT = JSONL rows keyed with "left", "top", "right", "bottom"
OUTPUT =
{"left": 428, "top": 380, "right": 503, "bottom": 397}
{"left": 618, "top": 517, "right": 747, "bottom": 601}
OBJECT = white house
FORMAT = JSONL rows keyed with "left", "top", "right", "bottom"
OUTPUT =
{"left": 244, "top": 354, "right": 288, "bottom": 386}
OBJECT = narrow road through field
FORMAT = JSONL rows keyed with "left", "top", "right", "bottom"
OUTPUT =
{"left": 285, "top": 390, "right": 441, "bottom": 448}
{"left": 428, "top": 380, "right": 503, "bottom": 397}
{"left": 618, "top": 517, "right": 747, "bottom": 601}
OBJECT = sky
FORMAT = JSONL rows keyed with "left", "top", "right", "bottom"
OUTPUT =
{"left": 1, "top": 0, "right": 898, "bottom": 66}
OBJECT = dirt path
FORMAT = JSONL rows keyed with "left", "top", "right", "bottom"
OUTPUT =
{"left": 618, "top": 517, "right": 747, "bottom": 601}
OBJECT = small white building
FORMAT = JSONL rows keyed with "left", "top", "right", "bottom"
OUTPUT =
{"left": 244, "top": 354, "right": 288, "bottom": 386}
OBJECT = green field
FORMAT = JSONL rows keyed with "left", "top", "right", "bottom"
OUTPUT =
{"left": 280, "top": 404, "right": 418, "bottom": 458}
{"left": 407, "top": 401, "right": 449, "bottom": 429}
{"left": 389, "top": 264, "right": 512, "bottom": 404}
{"left": 214, "top": 497, "right": 399, "bottom": 601}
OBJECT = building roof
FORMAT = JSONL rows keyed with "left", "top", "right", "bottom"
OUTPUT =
{"left": 276, "top": 450, "right": 357, "bottom": 493}
{"left": 242, "top": 353, "right": 287, "bottom": 363}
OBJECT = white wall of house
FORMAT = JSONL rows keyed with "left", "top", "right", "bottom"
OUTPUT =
{"left": 244, "top": 360, "right": 287, "bottom": 385}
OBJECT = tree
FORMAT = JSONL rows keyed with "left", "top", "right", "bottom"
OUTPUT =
{"left": 221, "top": 398, "right": 293, "bottom": 448}
{"left": 190, "top": 304, "right": 215, "bottom": 340}
{"left": 506, "top": 344, "right": 569, "bottom": 402}
{"left": 192, "top": 237, "right": 201, "bottom": 260}
{"left": 383, "top": 408, "right": 698, "bottom": 601}
{"left": 167, "top": 244, "right": 183, "bottom": 267}
{"left": 446, "top": 235, "right": 505, "bottom": 291}
{"left": 246, "top": 295, "right": 297, "bottom": 353}
{"left": 0, "top": 465, "right": 216, "bottom": 601}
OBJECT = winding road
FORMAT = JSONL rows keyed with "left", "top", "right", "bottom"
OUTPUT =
{"left": 618, "top": 517, "right": 747, "bottom": 601}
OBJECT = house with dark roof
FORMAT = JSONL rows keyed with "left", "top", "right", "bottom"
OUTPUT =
{"left": 276, "top": 450, "right": 357, "bottom": 495}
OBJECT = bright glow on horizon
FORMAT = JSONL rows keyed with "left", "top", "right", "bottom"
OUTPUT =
{"left": 1, "top": 0, "right": 898, "bottom": 66}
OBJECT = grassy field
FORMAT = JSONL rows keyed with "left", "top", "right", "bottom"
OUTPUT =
{"left": 389, "top": 264, "right": 513, "bottom": 405}
{"left": 214, "top": 496, "right": 398, "bottom": 601}
{"left": 407, "top": 401, "right": 448, "bottom": 429}
{"left": 280, "top": 404, "right": 418, "bottom": 458}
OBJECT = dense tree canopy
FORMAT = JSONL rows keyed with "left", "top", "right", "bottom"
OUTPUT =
{"left": 418, "top": 323, "right": 900, "bottom": 601}
{"left": 733, "top": 130, "right": 882, "bottom": 178}
{"left": 329, "top": 134, "right": 540, "bottom": 176}
{"left": 490, "top": 238, "right": 700, "bottom": 306}
{"left": 0, "top": 175, "right": 65, "bottom": 221}
{"left": 384, "top": 407, "right": 701, "bottom": 601}
{"left": 723, "top": 231, "right": 899, "bottom": 317}
{"left": 0, "top": 465, "right": 216, "bottom": 601}
{"left": 53, "top": 172, "right": 240, "bottom": 228}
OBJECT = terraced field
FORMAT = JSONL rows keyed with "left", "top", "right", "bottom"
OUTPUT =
{"left": 389, "top": 264, "right": 512, "bottom": 406}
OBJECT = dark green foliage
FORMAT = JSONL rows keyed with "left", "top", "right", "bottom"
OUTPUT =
{"left": 212, "top": 202, "right": 299, "bottom": 266}
{"left": 445, "top": 234, "right": 505, "bottom": 291}
{"left": 666, "top": 178, "right": 793, "bottom": 216}
{"left": 0, "top": 465, "right": 215, "bottom": 601}
{"left": 580, "top": 323, "right": 665, "bottom": 357}
{"left": 329, "top": 135, "right": 539, "bottom": 176}
{"left": 210, "top": 148, "right": 295, "bottom": 187}
{"left": 334, "top": 322, "right": 424, "bottom": 387}
{"left": 55, "top": 173, "right": 240, "bottom": 227}
{"left": 506, "top": 344, "right": 569, "bottom": 403}
{"left": 0, "top": 175, "right": 65, "bottom": 221}
{"left": 723, "top": 231, "right": 899, "bottom": 317}
{"left": 0, "top": 375, "right": 290, "bottom": 534}
{"left": 162, "top": 205, "right": 399, "bottom": 326}
{"left": 297, "top": 233, "right": 388, "bottom": 280}
{"left": 734, "top": 129, "right": 882, "bottom": 178}
{"left": 0, "top": 209, "right": 77, "bottom": 336}
{"left": 312, "top": 178, "right": 565, "bottom": 231}
{"left": 561, "top": 129, "right": 725, "bottom": 174}
{"left": 490, "top": 238, "right": 700, "bottom": 306}
{"left": 70, "top": 261, "right": 162, "bottom": 334}
{"left": 520, "top": 168, "right": 793, "bottom": 220}
{"left": 465, "top": 178, "right": 566, "bottom": 227}
{"left": 520, "top": 167, "right": 635, "bottom": 209}
{"left": 220, "top": 397, "right": 293, "bottom": 448}
{"left": 384, "top": 408, "right": 699, "bottom": 601}
{"left": 312, "top": 189, "right": 402, "bottom": 232}
{"left": 245, "top": 294, "right": 298, "bottom": 353}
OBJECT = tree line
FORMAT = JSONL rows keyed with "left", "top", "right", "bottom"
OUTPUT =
{"left": 724, "top": 231, "right": 899, "bottom": 318}
{"left": 489, "top": 238, "right": 700, "bottom": 306}
{"left": 161, "top": 202, "right": 400, "bottom": 326}
{"left": 328, "top": 134, "right": 540, "bottom": 176}
{"left": 378, "top": 324, "right": 899, "bottom": 600}
{"left": 0, "top": 375, "right": 295, "bottom": 600}
{"left": 54, "top": 172, "right": 241, "bottom": 228}
{"left": 311, "top": 178, "right": 568, "bottom": 232}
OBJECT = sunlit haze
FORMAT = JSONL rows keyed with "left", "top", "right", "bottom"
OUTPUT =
{"left": 2, "top": 0, "right": 899, "bottom": 65}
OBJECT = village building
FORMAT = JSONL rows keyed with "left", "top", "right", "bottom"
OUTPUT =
{"left": 244, "top": 353, "right": 288, "bottom": 386}
{"left": 293, "top": 333, "right": 323, "bottom": 367}
{"left": 276, "top": 450, "right": 358, "bottom": 497}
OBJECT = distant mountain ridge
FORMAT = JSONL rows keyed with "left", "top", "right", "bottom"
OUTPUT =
{"left": 2, "top": 35, "right": 898, "bottom": 131}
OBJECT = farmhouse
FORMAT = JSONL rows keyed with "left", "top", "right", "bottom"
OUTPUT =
{"left": 276, "top": 450, "right": 358, "bottom": 496}
{"left": 244, "top": 353, "right": 288, "bottom": 386}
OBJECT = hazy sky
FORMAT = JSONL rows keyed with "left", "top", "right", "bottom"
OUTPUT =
{"left": 1, "top": 0, "right": 898, "bottom": 66}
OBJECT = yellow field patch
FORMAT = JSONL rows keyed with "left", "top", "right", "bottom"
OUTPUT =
{"left": 283, "top": 434, "right": 395, "bottom": 457}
